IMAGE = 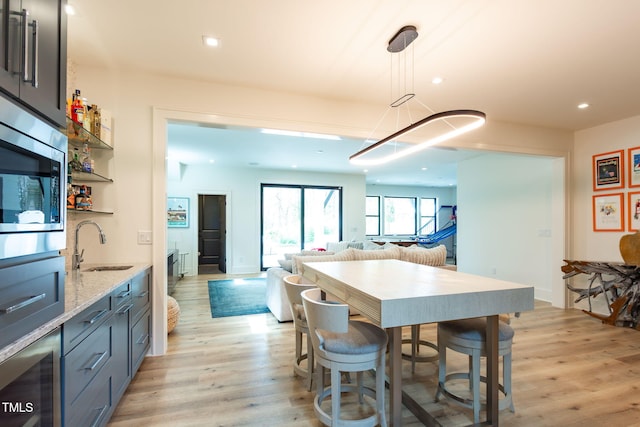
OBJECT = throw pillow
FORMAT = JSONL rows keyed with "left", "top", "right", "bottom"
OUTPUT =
{"left": 351, "top": 245, "right": 401, "bottom": 260}
{"left": 292, "top": 248, "right": 354, "bottom": 275}
{"left": 326, "top": 241, "right": 350, "bottom": 253}
{"left": 278, "top": 259, "right": 293, "bottom": 272}
{"left": 363, "top": 241, "right": 384, "bottom": 250}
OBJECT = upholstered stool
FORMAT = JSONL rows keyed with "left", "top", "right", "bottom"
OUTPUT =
{"left": 435, "top": 317, "right": 515, "bottom": 424}
{"left": 283, "top": 275, "right": 317, "bottom": 391}
{"left": 402, "top": 324, "right": 438, "bottom": 373}
{"left": 302, "top": 288, "right": 388, "bottom": 427}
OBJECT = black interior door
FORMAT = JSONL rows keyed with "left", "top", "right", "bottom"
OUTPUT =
{"left": 198, "top": 194, "right": 226, "bottom": 273}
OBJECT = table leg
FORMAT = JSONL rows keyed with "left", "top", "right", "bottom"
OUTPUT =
{"left": 486, "top": 314, "right": 499, "bottom": 425}
{"left": 388, "top": 326, "right": 402, "bottom": 426}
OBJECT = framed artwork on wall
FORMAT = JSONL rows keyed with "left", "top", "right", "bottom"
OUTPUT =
{"left": 593, "top": 193, "right": 624, "bottom": 232}
{"left": 628, "top": 191, "right": 640, "bottom": 231}
{"left": 167, "top": 197, "right": 189, "bottom": 228}
{"left": 593, "top": 150, "right": 624, "bottom": 191}
{"left": 628, "top": 146, "right": 640, "bottom": 187}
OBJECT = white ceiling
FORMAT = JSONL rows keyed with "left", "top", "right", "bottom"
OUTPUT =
{"left": 67, "top": 0, "right": 640, "bottom": 186}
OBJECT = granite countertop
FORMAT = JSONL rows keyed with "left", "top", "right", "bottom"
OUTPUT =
{"left": 0, "top": 262, "right": 152, "bottom": 363}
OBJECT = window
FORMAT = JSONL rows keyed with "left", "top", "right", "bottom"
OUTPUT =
{"left": 365, "top": 196, "right": 380, "bottom": 236}
{"left": 383, "top": 197, "right": 416, "bottom": 235}
{"left": 261, "top": 184, "right": 342, "bottom": 269}
{"left": 419, "top": 198, "right": 436, "bottom": 235}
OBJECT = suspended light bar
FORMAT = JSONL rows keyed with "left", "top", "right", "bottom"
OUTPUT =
{"left": 349, "top": 110, "right": 486, "bottom": 166}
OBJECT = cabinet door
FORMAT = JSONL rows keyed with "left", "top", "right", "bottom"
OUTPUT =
{"left": 18, "top": 0, "right": 66, "bottom": 126}
{"left": 0, "top": 0, "right": 22, "bottom": 96}
{"left": 111, "top": 301, "right": 132, "bottom": 402}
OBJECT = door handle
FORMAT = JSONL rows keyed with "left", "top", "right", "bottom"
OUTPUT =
{"left": 30, "top": 19, "right": 38, "bottom": 88}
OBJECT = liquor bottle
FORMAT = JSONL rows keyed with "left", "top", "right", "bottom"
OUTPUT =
{"left": 83, "top": 98, "right": 91, "bottom": 132}
{"left": 81, "top": 142, "right": 92, "bottom": 173}
{"left": 71, "top": 90, "right": 84, "bottom": 125}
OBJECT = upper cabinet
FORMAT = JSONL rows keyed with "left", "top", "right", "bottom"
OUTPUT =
{"left": 0, "top": 0, "right": 67, "bottom": 126}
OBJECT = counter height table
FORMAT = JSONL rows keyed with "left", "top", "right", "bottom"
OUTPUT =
{"left": 302, "top": 259, "right": 534, "bottom": 426}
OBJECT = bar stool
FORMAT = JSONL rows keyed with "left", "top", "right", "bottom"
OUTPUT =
{"left": 435, "top": 317, "right": 515, "bottom": 424}
{"left": 283, "top": 275, "right": 317, "bottom": 391}
{"left": 402, "top": 324, "right": 438, "bottom": 373}
{"left": 302, "top": 288, "right": 388, "bottom": 427}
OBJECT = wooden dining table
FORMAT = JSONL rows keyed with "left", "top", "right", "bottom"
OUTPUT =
{"left": 301, "top": 259, "right": 535, "bottom": 426}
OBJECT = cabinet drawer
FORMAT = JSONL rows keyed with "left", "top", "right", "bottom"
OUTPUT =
{"left": 0, "top": 256, "right": 65, "bottom": 349}
{"left": 131, "top": 270, "right": 150, "bottom": 322}
{"left": 62, "top": 295, "right": 112, "bottom": 354}
{"left": 63, "top": 319, "right": 113, "bottom": 407}
{"left": 131, "top": 309, "right": 150, "bottom": 373}
{"left": 66, "top": 365, "right": 112, "bottom": 427}
{"left": 112, "top": 281, "right": 132, "bottom": 309}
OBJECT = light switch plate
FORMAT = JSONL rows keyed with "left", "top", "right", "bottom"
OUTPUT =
{"left": 138, "top": 230, "right": 152, "bottom": 245}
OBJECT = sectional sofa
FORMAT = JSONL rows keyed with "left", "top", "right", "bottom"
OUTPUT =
{"left": 266, "top": 243, "right": 451, "bottom": 321}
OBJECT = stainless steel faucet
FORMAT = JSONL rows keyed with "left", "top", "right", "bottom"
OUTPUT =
{"left": 73, "top": 220, "right": 107, "bottom": 270}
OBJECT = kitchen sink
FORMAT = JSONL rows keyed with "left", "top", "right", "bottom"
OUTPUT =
{"left": 84, "top": 265, "right": 133, "bottom": 272}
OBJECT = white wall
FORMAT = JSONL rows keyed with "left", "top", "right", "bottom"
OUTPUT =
{"left": 457, "top": 153, "right": 562, "bottom": 302}
{"left": 571, "top": 115, "right": 640, "bottom": 313}
{"left": 167, "top": 164, "right": 365, "bottom": 275}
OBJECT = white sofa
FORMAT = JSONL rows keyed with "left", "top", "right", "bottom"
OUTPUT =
{"left": 266, "top": 244, "right": 452, "bottom": 322}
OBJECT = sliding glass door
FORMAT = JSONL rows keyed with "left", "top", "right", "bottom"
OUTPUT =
{"left": 261, "top": 184, "right": 342, "bottom": 269}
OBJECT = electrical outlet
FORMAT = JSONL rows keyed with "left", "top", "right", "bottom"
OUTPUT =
{"left": 137, "top": 231, "right": 152, "bottom": 245}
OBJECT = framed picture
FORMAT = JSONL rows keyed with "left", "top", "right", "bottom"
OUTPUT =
{"left": 593, "top": 150, "right": 624, "bottom": 191}
{"left": 628, "top": 146, "right": 640, "bottom": 187}
{"left": 628, "top": 191, "right": 640, "bottom": 231}
{"left": 593, "top": 193, "right": 624, "bottom": 232}
{"left": 167, "top": 197, "right": 189, "bottom": 228}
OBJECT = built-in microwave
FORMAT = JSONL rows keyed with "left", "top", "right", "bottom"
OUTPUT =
{"left": 0, "top": 96, "right": 66, "bottom": 260}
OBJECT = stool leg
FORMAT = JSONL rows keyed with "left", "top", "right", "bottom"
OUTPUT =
{"left": 471, "top": 348, "right": 481, "bottom": 424}
{"left": 505, "top": 352, "right": 514, "bottom": 412}
{"left": 436, "top": 335, "right": 446, "bottom": 401}
{"left": 306, "top": 333, "right": 313, "bottom": 391}
{"left": 331, "top": 367, "right": 342, "bottom": 424}
{"left": 376, "top": 356, "right": 388, "bottom": 427}
{"left": 411, "top": 324, "right": 419, "bottom": 373}
{"left": 295, "top": 329, "right": 303, "bottom": 375}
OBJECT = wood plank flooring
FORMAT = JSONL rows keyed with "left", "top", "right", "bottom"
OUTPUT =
{"left": 108, "top": 273, "right": 640, "bottom": 426}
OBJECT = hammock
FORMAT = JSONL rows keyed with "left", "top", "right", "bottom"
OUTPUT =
{"left": 417, "top": 223, "right": 456, "bottom": 245}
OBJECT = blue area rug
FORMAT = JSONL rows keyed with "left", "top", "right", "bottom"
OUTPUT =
{"left": 208, "top": 277, "right": 270, "bottom": 318}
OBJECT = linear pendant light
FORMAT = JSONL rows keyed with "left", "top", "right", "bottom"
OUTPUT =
{"left": 349, "top": 26, "right": 486, "bottom": 166}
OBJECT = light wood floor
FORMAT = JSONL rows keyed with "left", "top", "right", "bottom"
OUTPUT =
{"left": 108, "top": 273, "right": 640, "bottom": 426}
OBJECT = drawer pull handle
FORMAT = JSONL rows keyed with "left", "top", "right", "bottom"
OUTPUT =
{"left": 136, "top": 291, "right": 149, "bottom": 298}
{"left": 136, "top": 334, "right": 149, "bottom": 345}
{"left": 85, "top": 351, "right": 108, "bottom": 371}
{"left": 117, "top": 290, "right": 131, "bottom": 299}
{"left": 0, "top": 293, "right": 46, "bottom": 314}
{"left": 116, "top": 303, "right": 134, "bottom": 315}
{"left": 90, "top": 404, "right": 108, "bottom": 427}
{"left": 84, "top": 309, "right": 108, "bottom": 324}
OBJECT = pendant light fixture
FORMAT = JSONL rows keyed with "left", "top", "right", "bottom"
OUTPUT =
{"left": 349, "top": 26, "right": 485, "bottom": 166}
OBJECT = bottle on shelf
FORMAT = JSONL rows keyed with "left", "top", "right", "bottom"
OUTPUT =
{"left": 71, "top": 89, "right": 84, "bottom": 125}
{"left": 81, "top": 142, "right": 92, "bottom": 173}
{"left": 75, "top": 185, "right": 92, "bottom": 211}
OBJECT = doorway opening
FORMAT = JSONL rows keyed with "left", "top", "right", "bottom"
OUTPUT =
{"left": 198, "top": 194, "right": 227, "bottom": 274}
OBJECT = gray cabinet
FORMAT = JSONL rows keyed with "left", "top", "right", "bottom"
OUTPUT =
{"left": 0, "top": 0, "right": 67, "bottom": 126}
{"left": 61, "top": 267, "right": 152, "bottom": 427}
{"left": 61, "top": 295, "right": 113, "bottom": 427}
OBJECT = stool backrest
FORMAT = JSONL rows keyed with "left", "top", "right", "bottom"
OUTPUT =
{"left": 301, "top": 288, "right": 349, "bottom": 353}
{"left": 283, "top": 275, "right": 316, "bottom": 321}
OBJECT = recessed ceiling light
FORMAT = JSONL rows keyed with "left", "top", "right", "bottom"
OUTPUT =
{"left": 209, "top": 159, "right": 215, "bottom": 164}
{"left": 64, "top": 4, "right": 75, "bottom": 15}
{"left": 421, "top": 167, "right": 428, "bottom": 171}
{"left": 291, "top": 164, "right": 298, "bottom": 168}
{"left": 578, "top": 102, "right": 590, "bottom": 109}
{"left": 202, "top": 36, "right": 219, "bottom": 47}
{"left": 432, "top": 77, "right": 444, "bottom": 85}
